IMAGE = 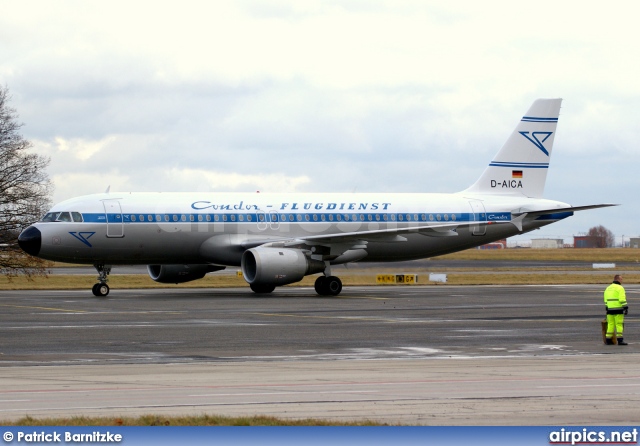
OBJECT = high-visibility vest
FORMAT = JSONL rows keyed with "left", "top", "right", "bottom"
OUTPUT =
{"left": 604, "top": 282, "right": 627, "bottom": 309}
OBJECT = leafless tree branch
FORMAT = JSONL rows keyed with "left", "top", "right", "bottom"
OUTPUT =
{"left": 0, "top": 85, "right": 52, "bottom": 277}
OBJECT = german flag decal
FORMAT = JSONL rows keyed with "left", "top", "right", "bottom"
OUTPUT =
{"left": 512, "top": 170, "right": 523, "bottom": 178}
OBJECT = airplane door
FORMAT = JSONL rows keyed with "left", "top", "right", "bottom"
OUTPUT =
{"left": 468, "top": 200, "right": 487, "bottom": 236}
{"left": 256, "top": 211, "right": 267, "bottom": 231}
{"left": 103, "top": 200, "right": 124, "bottom": 238}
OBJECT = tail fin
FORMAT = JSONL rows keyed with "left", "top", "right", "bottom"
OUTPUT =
{"left": 463, "top": 98, "right": 562, "bottom": 198}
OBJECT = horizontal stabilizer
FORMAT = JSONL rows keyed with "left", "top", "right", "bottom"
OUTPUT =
{"left": 512, "top": 204, "right": 618, "bottom": 218}
{"left": 510, "top": 204, "right": 618, "bottom": 232}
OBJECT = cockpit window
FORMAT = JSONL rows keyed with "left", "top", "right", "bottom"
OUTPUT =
{"left": 40, "top": 212, "right": 84, "bottom": 222}
{"left": 41, "top": 212, "right": 60, "bottom": 222}
{"left": 57, "top": 212, "right": 72, "bottom": 222}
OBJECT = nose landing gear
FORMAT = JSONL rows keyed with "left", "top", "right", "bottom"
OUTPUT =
{"left": 92, "top": 264, "right": 112, "bottom": 297}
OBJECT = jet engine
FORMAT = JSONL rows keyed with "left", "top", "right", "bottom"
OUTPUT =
{"left": 147, "top": 264, "right": 225, "bottom": 284}
{"left": 241, "top": 247, "right": 325, "bottom": 289}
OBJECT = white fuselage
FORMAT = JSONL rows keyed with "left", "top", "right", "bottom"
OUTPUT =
{"left": 31, "top": 191, "right": 571, "bottom": 266}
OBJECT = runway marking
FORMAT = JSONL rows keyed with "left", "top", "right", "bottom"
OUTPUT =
{"left": 80, "top": 311, "right": 185, "bottom": 315}
{"left": 539, "top": 383, "right": 640, "bottom": 389}
{"left": 191, "top": 390, "right": 375, "bottom": 397}
{"left": 254, "top": 312, "right": 402, "bottom": 323}
{"left": 1, "top": 324, "right": 164, "bottom": 329}
{"left": 0, "top": 399, "right": 392, "bottom": 413}
{"left": 337, "top": 295, "right": 389, "bottom": 301}
{"left": 0, "top": 304, "right": 88, "bottom": 314}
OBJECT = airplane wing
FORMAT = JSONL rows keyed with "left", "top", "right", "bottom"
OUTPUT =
{"left": 239, "top": 220, "right": 503, "bottom": 252}
{"left": 300, "top": 221, "right": 474, "bottom": 243}
{"left": 241, "top": 203, "right": 618, "bottom": 250}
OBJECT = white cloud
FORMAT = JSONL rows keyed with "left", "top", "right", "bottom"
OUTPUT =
{"left": 3, "top": 0, "right": 640, "bottom": 240}
{"left": 52, "top": 136, "right": 116, "bottom": 160}
{"left": 50, "top": 171, "right": 133, "bottom": 202}
{"left": 165, "top": 168, "right": 311, "bottom": 193}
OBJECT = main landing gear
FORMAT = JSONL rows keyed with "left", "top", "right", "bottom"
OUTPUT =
{"left": 92, "top": 264, "right": 111, "bottom": 297}
{"left": 314, "top": 275, "right": 342, "bottom": 296}
{"left": 250, "top": 283, "right": 276, "bottom": 294}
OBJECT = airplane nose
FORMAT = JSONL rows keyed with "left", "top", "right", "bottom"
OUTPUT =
{"left": 18, "top": 226, "right": 42, "bottom": 256}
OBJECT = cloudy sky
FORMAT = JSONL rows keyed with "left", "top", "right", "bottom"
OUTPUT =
{"left": 2, "top": 1, "right": 638, "bottom": 245}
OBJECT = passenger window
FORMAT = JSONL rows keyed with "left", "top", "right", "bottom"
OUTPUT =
{"left": 71, "top": 212, "right": 83, "bottom": 222}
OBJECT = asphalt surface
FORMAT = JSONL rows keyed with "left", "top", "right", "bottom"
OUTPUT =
{"left": 1, "top": 285, "right": 639, "bottom": 424}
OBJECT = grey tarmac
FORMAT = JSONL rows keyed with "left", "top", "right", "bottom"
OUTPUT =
{"left": 0, "top": 285, "right": 638, "bottom": 425}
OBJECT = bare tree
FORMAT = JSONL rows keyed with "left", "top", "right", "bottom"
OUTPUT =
{"left": 0, "top": 85, "right": 52, "bottom": 276}
{"left": 587, "top": 225, "right": 615, "bottom": 248}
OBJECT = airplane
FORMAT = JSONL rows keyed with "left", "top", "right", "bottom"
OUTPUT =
{"left": 18, "top": 98, "right": 614, "bottom": 297}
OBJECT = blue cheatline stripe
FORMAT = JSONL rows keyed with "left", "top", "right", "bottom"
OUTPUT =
{"left": 521, "top": 116, "right": 558, "bottom": 122}
{"left": 489, "top": 161, "right": 549, "bottom": 168}
{"left": 79, "top": 212, "right": 512, "bottom": 225}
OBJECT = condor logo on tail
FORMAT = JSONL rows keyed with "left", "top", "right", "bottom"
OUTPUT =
{"left": 519, "top": 131, "right": 553, "bottom": 156}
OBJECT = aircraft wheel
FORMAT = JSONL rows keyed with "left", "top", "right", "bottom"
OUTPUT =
{"left": 325, "top": 276, "right": 342, "bottom": 296}
{"left": 250, "top": 283, "right": 276, "bottom": 294}
{"left": 92, "top": 283, "right": 110, "bottom": 297}
{"left": 314, "top": 276, "right": 328, "bottom": 295}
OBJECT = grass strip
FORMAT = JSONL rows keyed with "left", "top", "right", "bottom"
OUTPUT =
{"left": 11, "top": 414, "right": 387, "bottom": 426}
{"left": 2, "top": 272, "right": 639, "bottom": 290}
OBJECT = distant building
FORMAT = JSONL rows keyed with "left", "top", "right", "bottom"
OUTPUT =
{"left": 630, "top": 238, "right": 640, "bottom": 248}
{"left": 574, "top": 235, "right": 605, "bottom": 248}
{"left": 531, "top": 239, "right": 564, "bottom": 249}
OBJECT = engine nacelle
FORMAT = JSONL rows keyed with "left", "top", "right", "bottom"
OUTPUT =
{"left": 147, "top": 264, "right": 225, "bottom": 284}
{"left": 241, "top": 247, "right": 325, "bottom": 286}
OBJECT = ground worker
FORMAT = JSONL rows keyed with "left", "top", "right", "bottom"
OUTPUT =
{"left": 604, "top": 274, "right": 628, "bottom": 345}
